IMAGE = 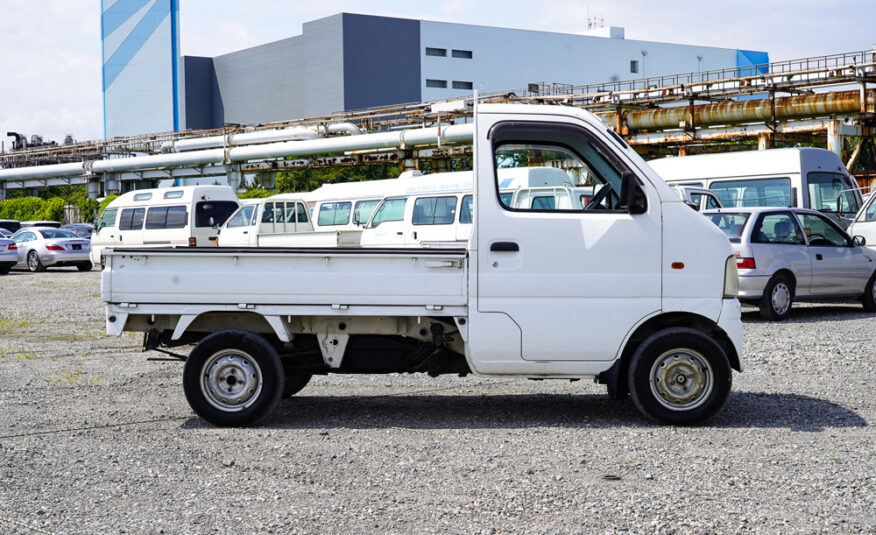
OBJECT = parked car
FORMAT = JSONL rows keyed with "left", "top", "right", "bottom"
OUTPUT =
{"left": 20, "top": 220, "right": 62, "bottom": 229}
{"left": 60, "top": 223, "right": 95, "bottom": 239}
{"left": 11, "top": 228, "right": 92, "bottom": 272}
{"left": 847, "top": 191, "right": 876, "bottom": 251}
{"left": 704, "top": 207, "right": 876, "bottom": 320}
{"left": 0, "top": 238, "right": 17, "bottom": 274}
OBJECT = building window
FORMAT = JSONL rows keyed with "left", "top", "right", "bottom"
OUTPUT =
{"left": 425, "top": 47, "right": 447, "bottom": 57}
{"left": 452, "top": 49, "right": 473, "bottom": 59}
{"left": 630, "top": 60, "right": 639, "bottom": 73}
{"left": 426, "top": 79, "right": 447, "bottom": 88}
{"left": 452, "top": 81, "right": 473, "bottom": 90}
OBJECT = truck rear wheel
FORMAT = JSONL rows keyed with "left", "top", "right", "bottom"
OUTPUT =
{"left": 627, "top": 327, "right": 731, "bottom": 425}
{"left": 183, "top": 329, "right": 284, "bottom": 427}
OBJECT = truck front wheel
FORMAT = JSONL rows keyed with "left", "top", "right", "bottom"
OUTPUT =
{"left": 627, "top": 327, "right": 731, "bottom": 425}
{"left": 183, "top": 330, "right": 284, "bottom": 427}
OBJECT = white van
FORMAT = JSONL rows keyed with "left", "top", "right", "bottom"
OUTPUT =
{"left": 848, "top": 192, "right": 876, "bottom": 250}
{"left": 217, "top": 194, "right": 361, "bottom": 247}
{"left": 649, "top": 148, "right": 863, "bottom": 227}
{"left": 91, "top": 185, "right": 239, "bottom": 264}
{"left": 360, "top": 167, "right": 576, "bottom": 247}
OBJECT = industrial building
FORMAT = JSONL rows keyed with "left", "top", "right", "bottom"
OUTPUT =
{"left": 101, "top": 1, "right": 769, "bottom": 138}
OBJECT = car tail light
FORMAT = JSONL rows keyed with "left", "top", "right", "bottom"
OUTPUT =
{"left": 188, "top": 237, "right": 197, "bottom": 247}
{"left": 736, "top": 257, "right": 756, "bottom": 269}
{"left": 45, "top": 244, "right": 64, "bottom": 251}
{"left": 7, "top": 243, "right": 16, "bottom": 251}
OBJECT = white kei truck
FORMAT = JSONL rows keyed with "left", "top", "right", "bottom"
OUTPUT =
{"left": 102, "top": 104, "right": 743, "bottom": 427}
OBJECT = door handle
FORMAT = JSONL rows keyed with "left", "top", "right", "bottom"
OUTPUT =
{"left": 490, "top": 241, "right": 519, "bottom": 252}
{"left": 397, "top": 232, "right": 403, "bottom": 236}
{"left": 816, "top": 253, "right": 823, "bottom": 260}
{"left": 242, "top": 231, "right": 248, "bottom": 235}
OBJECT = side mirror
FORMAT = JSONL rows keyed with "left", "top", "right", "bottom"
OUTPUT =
{"left": 619, "top": 171, "right": 647, "bottom": 215}
{"left": 853, "top": 235, "right": 866, "bottom": 246}
{"left": 837, "top": 194, "right": 845, "bottom": 214}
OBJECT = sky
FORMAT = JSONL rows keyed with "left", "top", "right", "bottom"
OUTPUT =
{"left": 0, "top": 0, "right": 874, "bottom": 146}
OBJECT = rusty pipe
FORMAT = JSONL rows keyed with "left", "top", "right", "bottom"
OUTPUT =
{"left": 599, "top": 89, "right": 876, "bottom": 131}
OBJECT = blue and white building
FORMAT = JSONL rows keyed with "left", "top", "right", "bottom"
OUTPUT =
{"left": 101, "top": 8, "right": 769, "bottom": 137}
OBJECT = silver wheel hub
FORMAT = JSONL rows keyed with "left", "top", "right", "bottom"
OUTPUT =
{"left": 201, "top": 350, "right": 263, "bottom": 412}
{"left": 649, "top": 349, "right": 714, "bottom": 411}
{"left": 771, "top": 282, "right": 791, "bottom": 315}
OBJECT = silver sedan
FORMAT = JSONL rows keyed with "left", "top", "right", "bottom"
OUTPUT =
{"left": 11, "top": 228, "right": 93, "bottom": 272}
{"left": 704, "top": 207, "right": 876, "bottom": 320}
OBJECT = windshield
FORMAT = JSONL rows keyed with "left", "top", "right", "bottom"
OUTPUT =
{"left": 38, "top": 229, "right": 78, "bottom": 239}
{"left": 705, "top": 213, "right": 750, "bottom": 243}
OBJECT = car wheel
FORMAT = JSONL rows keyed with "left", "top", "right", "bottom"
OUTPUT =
{"left": 862, "top": 271, "right": 876, "bottom": 312}
{"left": 76, "top": 262, "right": 93, "bottom": 272}
{"left": 27, "top": 251, "right": 46, "bottom": 272}
{"left": 282, "top": 373, "right": 312, "bottom": 398}
{"left": 759, "top": 274, "right": 793, "bottom": 321}
{"left": 183, "top": 329, "right": 285, "bottom": 427}
{"left": 0, "top": 265, "right": 11, "bottom": 275}
{"left": 627, "top": 327, "right": 732, "bottom": 425}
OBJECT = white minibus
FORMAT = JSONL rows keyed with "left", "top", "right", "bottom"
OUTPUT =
{"left": 91, "top": 185, "right": 239, "bottom": 264}
{"left": 649, "top": 148, "right": 863, "bottom": 227}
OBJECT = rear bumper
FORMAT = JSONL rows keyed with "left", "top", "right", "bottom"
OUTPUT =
{"left": 717, "top": 298, "right": 744, "bottom": 371}
{"left": 0, "top": 252, "right": 16, "bottom": 264}
{"left": 41, "top": 251, "right": 91, "bottom": 266}
{"left": 737, "top": 273, "right": 769, "bottom": 300}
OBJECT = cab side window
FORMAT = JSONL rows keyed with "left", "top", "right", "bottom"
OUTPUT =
{"left": 97, "top": 208, "right": 118, "bottom": 231}
{"left": 491, "top": 122, "right": 636, "bottom": 213}
{"left": 752, "top": 213, "right": 805, "bottom": 245}
{"left": 459, "top": 195, "right": 473, "bottom": 224}
{"left": 226, "top": 206, "right": 254, "bottom": 229}
{"left": 370, "top": 198, "right": 407, "bottom": 227}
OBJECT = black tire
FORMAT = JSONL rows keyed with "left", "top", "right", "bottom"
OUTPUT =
{"left": 27, "top": 251, "right": 46, "bottom": 272}
{"left": 76, "top": 262, "right": 93, "bottom": 272}
{"left": 758, "top": 274, "right": 793, "bottom": 321}
{"left": 862, "top": 271, "right": 876, "bottom": 312}
{"left": 183, "top": 329, "right": 285, "bottom": 427}
{"left": 282, "top": 373, "right": 312, "bottom": 398}
{"left": 0, "top": 264, "right": 11, "bottom": 275}
{"left": 628, "top": 327, "right": 732, "bottom": 425}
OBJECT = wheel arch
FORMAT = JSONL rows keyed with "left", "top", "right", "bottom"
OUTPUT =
{"left": 598, "top": 311, "right": 740, "bottom": 400}
{"left": 173, "top": 311, "right": 288, "bottom": 342}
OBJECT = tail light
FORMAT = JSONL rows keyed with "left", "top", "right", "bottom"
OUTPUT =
{"left": 735, "top": 257, "right": 756, "bottom": 269}
{"left": 8, "top": 243, "right": 17, "bottom": 251}
{"left": 188, "top": 237, "right": 197, "bottom": 247}
{"left": 45, "top": 244, "right": 64, "bottom": 251}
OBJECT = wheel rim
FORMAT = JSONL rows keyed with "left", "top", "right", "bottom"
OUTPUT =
{"left": 872, "top": 280, "right": 876, "bottom": 303}
{"left": 28, "top": 252, "right": 38, "bottom": 271}
{"left": 649, "top": 348, "right": 714, "bottom": 411}
{"left": 200, "top": 349, "right": 263, "bottom": 412}
{"left": 771, "top": 282, "right": 791, "bottom": 315}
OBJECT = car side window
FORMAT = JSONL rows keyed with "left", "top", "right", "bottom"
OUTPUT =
{"left": 752, "top": 213, "right": 805, "bottom": 245}
{"left": 796, "top": 213, "right": 850, "bottom": 247}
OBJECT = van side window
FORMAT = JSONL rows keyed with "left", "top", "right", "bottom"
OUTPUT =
{"left": 459, "top": 195, "right": 473, "bottom": 223}
{"left": 709, "top": 178, "right": 791, "bottom": 208}
{"left": 808, "top": 172, "right": 859, "bottom": 214}
{"left": 752, "top": 213, "right": 805, "bottom": 245}
{"left": 146, "top": 206, "right": 187, "bottom": 229}
{"left": 413, "top": 196, "right": 457, "bottom": 225}
{"left": 370, "top": 198, "right": 407, "bottom": 227}
{"left": 491, "top": 122, "right": 631, "bottom": 213}
{"left": 196, "top": 201, "right": 238, "bottom": 228}
{"left": 119, "top": 208, "right": 145, "bottom": 231}
{"left": 353, "top": 200, "right": 380, "bottom": 225}
{"left": 318, "top": 202, "right": 352, "bottom": 226}
{"left": 97, "top": 208, "right": 118, "bottom": 231}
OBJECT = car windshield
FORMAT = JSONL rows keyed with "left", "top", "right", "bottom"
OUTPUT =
{"left": 705, "top": 213, "right": 750, "bottom": 243}
{"left": 38, "top": 229, "right": 78, "bottom": 239}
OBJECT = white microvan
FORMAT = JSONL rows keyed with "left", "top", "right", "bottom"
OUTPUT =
{"left": 217, "top": 194, "right": 361, "bottom": 247}
{"left": 91, "top": 186, "right": 239, "bottom": 264}
{"left": 649, "top": 148, "right": 863, "bottom": 227}
{"left": 848, "top": 192, "right": 876, "bottom": 250}
{"left": 360, "top": 167, "right": 577, "bottom": 247}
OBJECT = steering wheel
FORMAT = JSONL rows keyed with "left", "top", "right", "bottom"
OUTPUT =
{"left": 808, "top": 233, "right": 828, "bottom": 245}
{"left": 584, "top": 184, "right": 612, "bottom": 210}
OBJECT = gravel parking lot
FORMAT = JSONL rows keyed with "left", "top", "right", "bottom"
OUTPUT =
{"left": 0, "top": 269, "right": 873, "bottom": 534}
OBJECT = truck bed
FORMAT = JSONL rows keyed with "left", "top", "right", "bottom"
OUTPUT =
{"left": 102, "top": 246, "right": 467, "bottom": 308}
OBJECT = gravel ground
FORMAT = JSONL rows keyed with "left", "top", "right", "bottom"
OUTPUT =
{"left": 0, "top": 269, "right": 874, "bottom": 534}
